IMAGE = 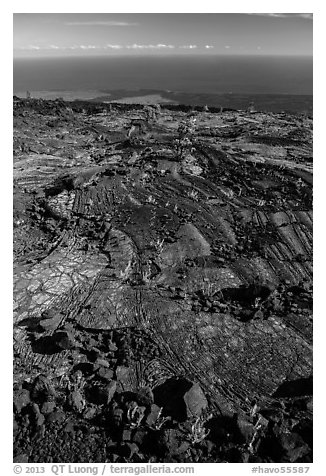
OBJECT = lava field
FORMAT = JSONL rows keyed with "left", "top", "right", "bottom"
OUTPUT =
{"left": 13, "top": 98, "right": 313, "bottom": 463}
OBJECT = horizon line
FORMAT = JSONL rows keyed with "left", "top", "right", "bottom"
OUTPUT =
{"left": 13, "top": 53, "right": 313, "bottom": 59}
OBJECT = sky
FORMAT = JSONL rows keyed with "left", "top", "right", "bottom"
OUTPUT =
{"left": 13, "top": 13, "right": 313, "bottom": 58}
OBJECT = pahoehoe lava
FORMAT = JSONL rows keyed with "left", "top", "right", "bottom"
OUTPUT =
{"left": 13, "top": 97, "right": 313, "bottom": 463}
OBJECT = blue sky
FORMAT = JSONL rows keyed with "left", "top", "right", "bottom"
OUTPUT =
{"left": 13, "top": 13, "right": 313, "bottom": 58}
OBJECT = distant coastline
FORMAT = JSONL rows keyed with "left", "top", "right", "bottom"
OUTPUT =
{"left": 14, "top": 89, "right": 313, "bottom": 114}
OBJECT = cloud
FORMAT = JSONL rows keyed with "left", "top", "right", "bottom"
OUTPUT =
{"left": 126, "top": 44, "right": 175, "bottom": 49}
{"left": 296, "top": 13, "right": 313, "bottom": 19}
{"left": 15, "top": 45, "right": 41, "bottom": 50}
{"left": 64, "top": 21, "right": 138, "bottom": 26}
{"left": 104, "top": 44, "right": 124, "bottom": 49}
{"left": 16, "top": 44, "right": 101, "bottom": 51}
{"left": 224, "top": 45, "right": 231, "bottom": 49}
{"left": 15, "top": 43, "right": 218, "bottom": 52}
{"left": 244, "top": 13, "right": 312, "bottom": 20}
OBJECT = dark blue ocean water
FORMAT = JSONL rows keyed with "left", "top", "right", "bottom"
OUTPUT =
{"left": 13, "top": 55, "right": 312, "bottom": 96}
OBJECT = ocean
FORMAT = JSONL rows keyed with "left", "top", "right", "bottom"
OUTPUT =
{"left": 13, "top": 55, "right": 313, "bottom": 111}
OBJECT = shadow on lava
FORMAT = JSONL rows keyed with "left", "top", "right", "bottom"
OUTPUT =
{"left": 14, "top": 316, "right": 42, "bottom": 331}
{"left": 30, "top": 335, "right": 62, "bottom": 355}
{"left": 273, "top": 376, "right": 313, "bottom": 398}
{"left": 153, "top": 378, "right": 193, "bottom": 422}
{"left": 221, "top": 284, "right": 272, "bottom": 305}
